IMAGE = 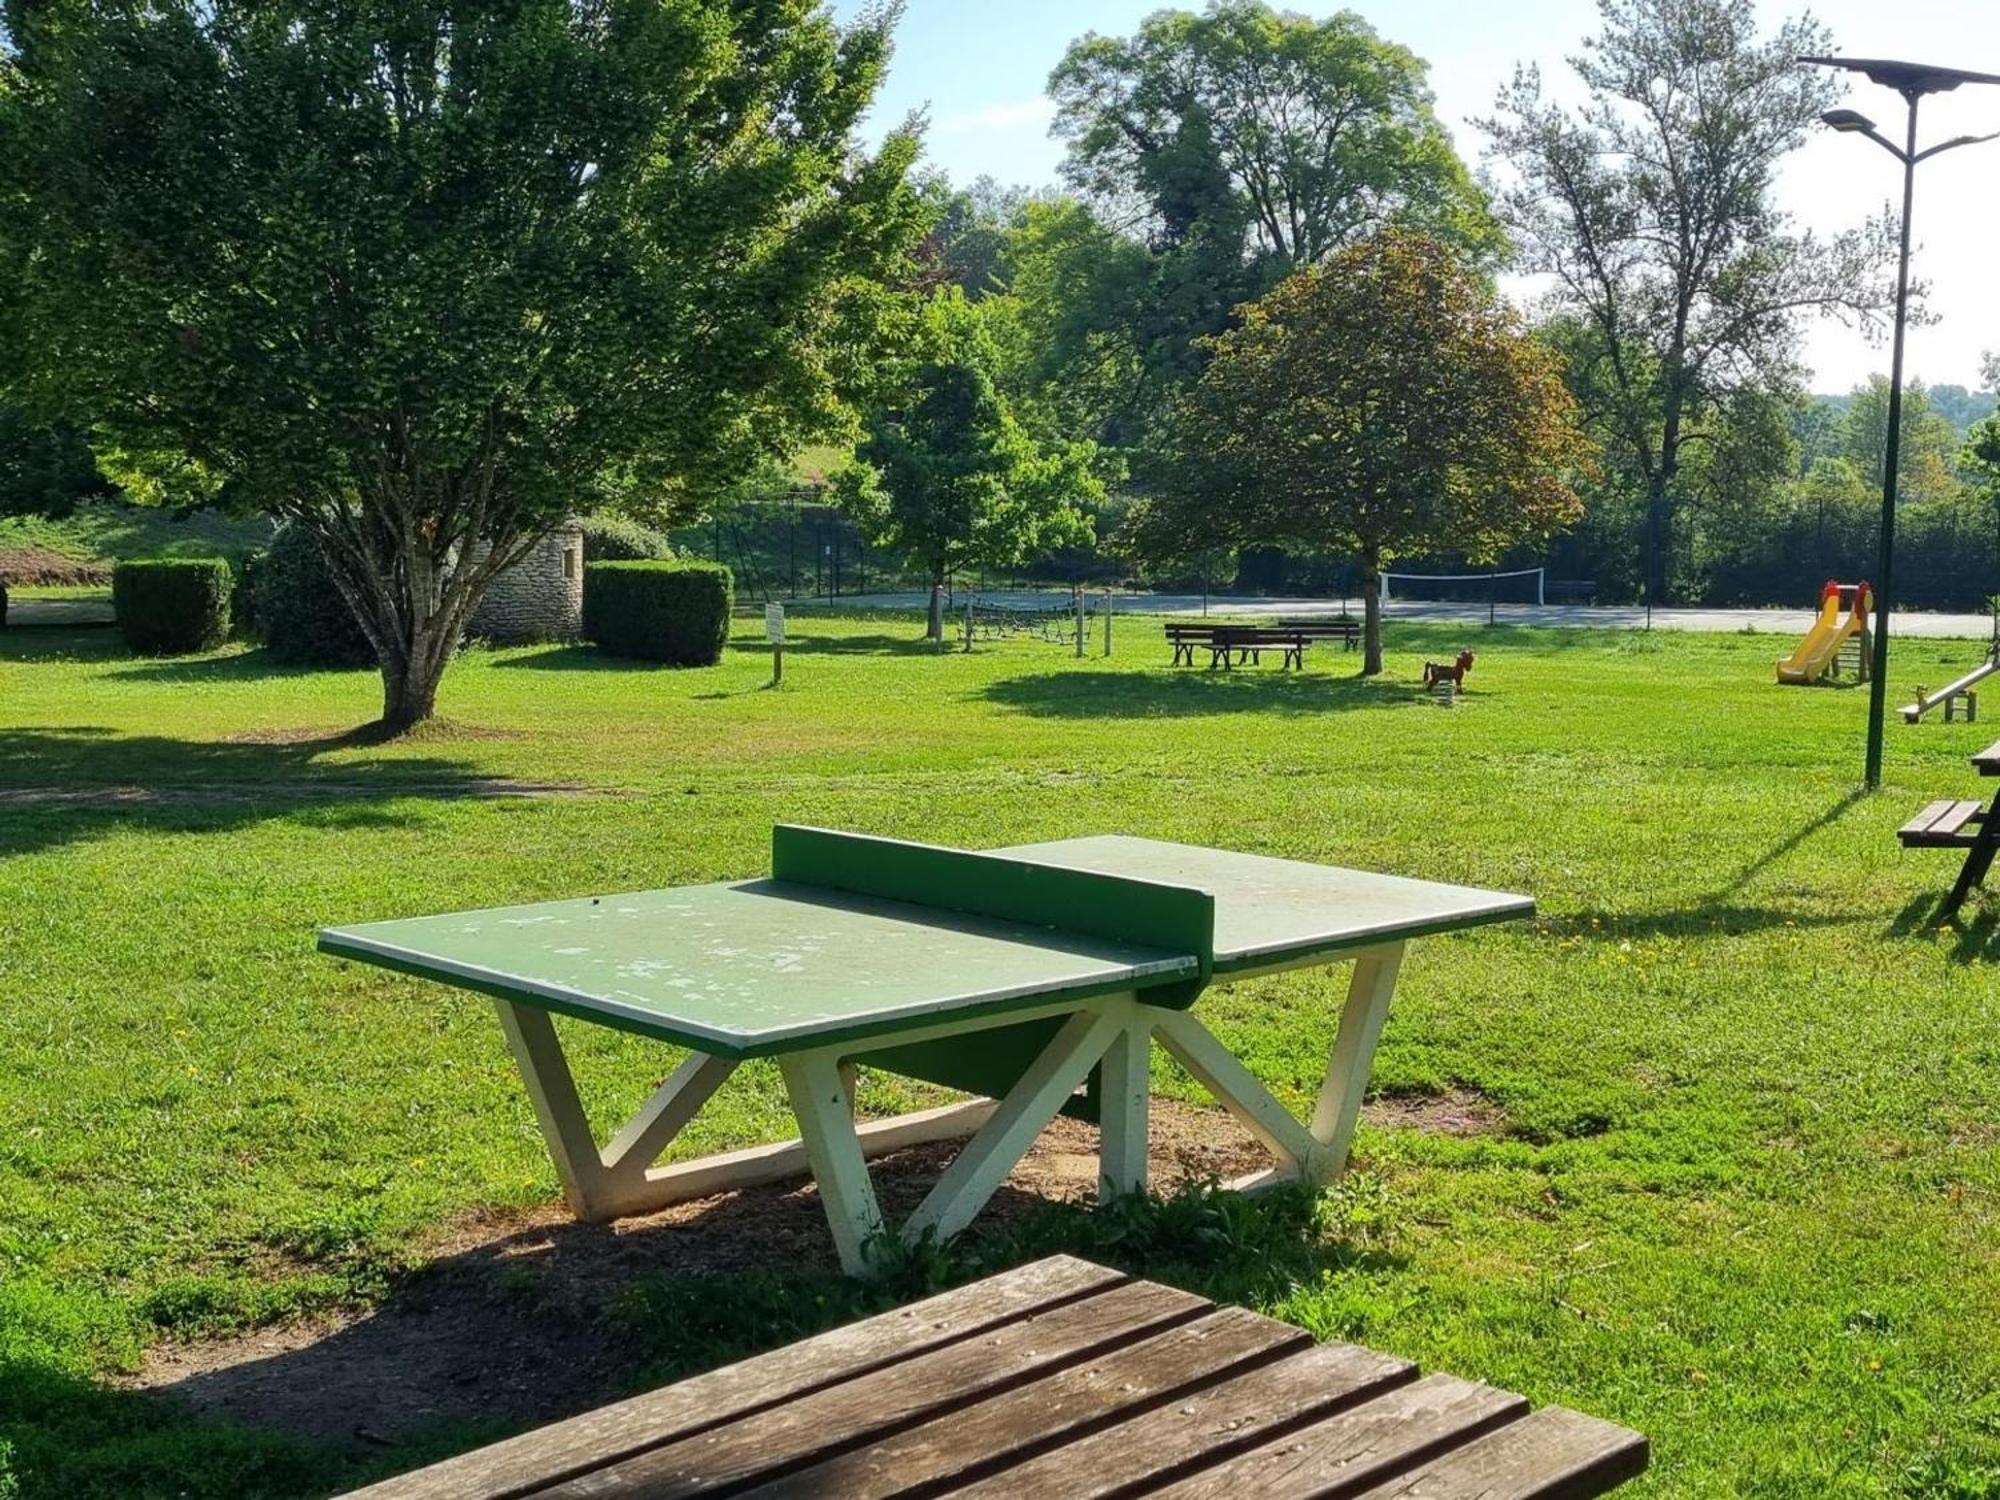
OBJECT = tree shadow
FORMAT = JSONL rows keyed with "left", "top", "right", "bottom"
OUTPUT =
{"left": 981, "top": 667, "right": 1426, "bottom": 719}
{"left": 0, "top": 726, "right": 575, "bottom": 859}
{"left": 106, "top": 649, "right": 367, "bottom": 683}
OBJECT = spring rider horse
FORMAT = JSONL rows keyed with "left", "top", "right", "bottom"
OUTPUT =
{"left": 1422, "top": 650, "right": 1475, "bottom": 704}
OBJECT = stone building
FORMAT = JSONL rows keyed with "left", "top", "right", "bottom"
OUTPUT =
{"left": 468, "top": 518, "right": 584, "bottom": 644}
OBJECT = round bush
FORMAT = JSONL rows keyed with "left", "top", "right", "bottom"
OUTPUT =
{"left": 255, "top": 525, "right": 376, "bottom": 667}
{"left": 112, "top": 558, "right": 233, "bottom": 654}
{"left": 583, "top": 560, "right": 732, "bottom": 665}
{"left": 579, "top": 514, "right": 675, "bottom": 563}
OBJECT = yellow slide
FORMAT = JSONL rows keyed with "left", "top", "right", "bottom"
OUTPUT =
{"left": 1777, "top": 580, "right": 1871, "bottom": 685}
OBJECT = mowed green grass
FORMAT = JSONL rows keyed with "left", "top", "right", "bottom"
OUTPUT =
{"left": 2, "top": 613, "right": 1999, "bottom": 1498}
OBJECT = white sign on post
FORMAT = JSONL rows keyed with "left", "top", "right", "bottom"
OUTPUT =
{"left": 765, "top": 603, "right": 786, "bottom": 643}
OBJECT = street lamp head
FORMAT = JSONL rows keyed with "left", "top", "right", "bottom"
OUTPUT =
{"left": 1799, "top": 55, "right": 2000, "bottom": 96}
{"left": 1821, "top": 108, "right": 1877, "bottom": 133}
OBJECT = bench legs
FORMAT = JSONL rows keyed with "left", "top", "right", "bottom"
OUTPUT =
{"left": 1943, "top": 823, "right": 2000, "bottom": 919}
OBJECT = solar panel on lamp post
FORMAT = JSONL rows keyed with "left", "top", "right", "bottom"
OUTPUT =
{"left": 1799, "top": 56, "right": 2000, "bottom": 790}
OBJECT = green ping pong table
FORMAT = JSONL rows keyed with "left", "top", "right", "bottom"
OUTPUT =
{"left": 319, "top": 826, "right": 1532, "bottom": 1275}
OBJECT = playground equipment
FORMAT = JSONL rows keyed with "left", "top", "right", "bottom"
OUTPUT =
{"left": 1776, "top": 580, "right": 1872, "bottom": 685}
{"left": 1902, "top": 602, "right": 2000, "bottom": 723}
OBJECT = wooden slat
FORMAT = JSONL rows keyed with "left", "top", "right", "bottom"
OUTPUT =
{"left": 1343, "top": 1404, "right": 1649, "bottom": 1499}
{"left": 1899, "top": 799, "right": 1959, "bottom": 837}
{"left": 1972, "top": 739, "right": 2000, "bottom": 774}
{"left": 339, "top": 1256, "right": 1127, "bottom": 1500}
{"left": 525, "top": 1278, "right": 1208, "bottom": 1499}
{"left": 1145, "top": 1372, "right": 1529, "bottom": 1499}
{"left": 1899, "top": 799, "right": 1986, "bottom": 847}
{"left": 735, "top": 1307, "right": 1306, "bottom": 1499}
{"left": 938, "top": 1340, "right": 1417, "bottom": 1500}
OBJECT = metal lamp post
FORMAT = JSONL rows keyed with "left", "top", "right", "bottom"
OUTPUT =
{"left": 1800, "top": 56, "right": 2000, "bottom": 789}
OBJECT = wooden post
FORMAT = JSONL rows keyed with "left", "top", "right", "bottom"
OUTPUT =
{"left": 965, "top": 596, "right": 974, "bottom": 653}
{"left": 1103, "top": 591, "right": 1113, "bottom": 657}
{"left": 1074, "top": 590, "right": 1085, "bottom": 658}
{"left": 765, "top": 603, "right": 785, "bottom": 687}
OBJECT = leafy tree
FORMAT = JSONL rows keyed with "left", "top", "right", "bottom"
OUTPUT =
{"left": 911, "top": 174, "right": 1029, "bottom": 301}
{"left": 836, "top": 295, "right": 1101, "bottom": 640}
{"left": 2, "top": 0, "right": 921, "bottom": 732}
{"left": 1481, "top": 0, "right": 1897, "bottom": 607}
{"left": 1137, "top": 231, "right": 1590, "bottom": 673}
{"left": 1841, "top": 377, "right": 1962, "bottom": 507}
{"left": 1052, "top": 1, "right": 1500, "bottom": 268}
{"left": 1036, "top": 1, "right": 1498, "bottom": 449}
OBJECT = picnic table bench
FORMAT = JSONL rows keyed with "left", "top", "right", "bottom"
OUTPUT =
{"left": 1545, "top": 580, "right": 1598, "bottom": 606}
{"left": 1163, "top": 623, "right": 1313, "bottom": 669}
{"left": 341, "top": 1255, "right": 1648, "bottom": 1500}
{"left": 1899, "top": 735, "right": 2000, "bottom": 916}
{"left": 320, "top": 827, "right": 1529, "bottom": 1276}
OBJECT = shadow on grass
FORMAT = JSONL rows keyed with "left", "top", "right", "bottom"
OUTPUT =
{"left": 982, "top": 667, "right": 1426, "bottom": 719}
{"left": 25, "top": 1168, "right": 1388, "bottom": 1499}
{"left": 106, "top": 648, "right": 368, "bottom": 683}
{"left": 0, "top": 726, "right": 575, "bottom": 859}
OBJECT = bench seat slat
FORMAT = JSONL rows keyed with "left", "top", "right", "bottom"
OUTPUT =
{"left": 937, "top": 1341, "right": 1415, "bottom": 1500}
{"left": 1974, "top": 738, "right": 2000, "bottom": 774}
{"left": 340, "top": 1256, "right": 1123, "bottom": 1500}
{"left": 1145, "top": 1373, "right": 1528, "bottom": 1500}
{"left": 1345, "top": 1404, "right": 1650, "bottom": 1500}
{"left": 738, "top": 1307, "right": 1305, "bottom": 1498}
{"left": 527, "top": 1279, "right": 1205, "bottom": 1499}
{"left": 1899, "top": 799, "right": 1986, "bottom": 847}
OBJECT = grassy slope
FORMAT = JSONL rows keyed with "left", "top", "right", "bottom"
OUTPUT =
{"left": 0, "top": 504, "right": 273, "bottom": 570}
{"left": 1, "top": 617, "right": 1998, "bottom": 1497}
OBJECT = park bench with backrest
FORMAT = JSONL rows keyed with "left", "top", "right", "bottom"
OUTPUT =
{"left": 1898, "top": 735, "right": 2000, "bottom": 916}
{"left": 1163, "top": 623, "right": 1312, "bottom": 669}
{"left": 1275, "top": 616, "right": 1362, "bottom": 650}
{"left": 338, "top": 1255, "right": 1649, "bottom": 1500}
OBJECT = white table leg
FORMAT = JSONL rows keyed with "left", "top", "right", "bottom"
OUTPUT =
{"left": 904, "top": 1000, "right": 1133, "bottom": 1244}
{"left": 779, "top": 1052, "right": 888, "bottom": 1276}
{"left": 1096, "top": 1014, "right": 1153, "bottom": 1200}
{"left": 1147, "top": 941, "right": 1408, "bottom": 1188}
{"left": 1308, "top": 943, "right": 1405, "bottom": 1179}
{"left": 493, "top": 1000, "right": 612, "bottom": 1217}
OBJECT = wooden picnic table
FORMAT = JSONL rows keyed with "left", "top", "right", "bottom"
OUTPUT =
{"left": 340, "top": 1255, "right": 1648, "bottom": 1500}
{"left": 1898, "top": 734, "right": 2000, "bottom": 917}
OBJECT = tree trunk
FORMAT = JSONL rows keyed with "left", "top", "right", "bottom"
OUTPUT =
{"left": 926, "top": 570, "right": 945, "bottom": 642}
{"left": 378, "top": 626, "right": 450, "bottom": 735}
{"left": 1360, "top": 548, "right": 1383, "bottom": 675}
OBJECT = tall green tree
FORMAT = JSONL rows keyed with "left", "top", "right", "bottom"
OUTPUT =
{"left": 1138, "top": 231, "right": 1590, "bottom": 673}
{"left": 1, "top": 0, "right": 921, "bottom": 731}
{"left": 837, "top": 295, "right": 1100, "bottom": 641}
{"left": 1481, "top": 0, "right": 1896, "bottom": 608}
{"left": 1841, "top": 377, "right": 1962, "bottom": 507}
{"left": 1040, "top": 1, "right": 1498, "bottom": 449}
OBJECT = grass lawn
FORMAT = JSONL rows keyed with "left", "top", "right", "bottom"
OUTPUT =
{"left": 2, "top": 613, "right": 1998, "bottom": 1498}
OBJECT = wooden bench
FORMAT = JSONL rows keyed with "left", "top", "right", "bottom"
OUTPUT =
{"left": 1275, "top": 616, "right": 1362, "bottom": 651}
{"left": 1901, "top": 737, "right": 2000, "bottom": 917}
{"left": 1163, "top": 624, "right": 1311, "bottom": 670}
{"left": 341, "top": 1255, "right": 1648, "bottom": 1500}
{"left": 1546, "top": 579, "right": 1597, "bottom": 605}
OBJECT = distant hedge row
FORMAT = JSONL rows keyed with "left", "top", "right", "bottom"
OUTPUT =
{"left": 583, "top": 560, "right": 732, "bottom": 665}
{"left": 112, "top": 558, "right": 232, "bottom": 653}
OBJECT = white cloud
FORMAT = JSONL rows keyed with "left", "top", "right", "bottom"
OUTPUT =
{"left": 932, "top": 97, "right": 1057, "bottom": 135}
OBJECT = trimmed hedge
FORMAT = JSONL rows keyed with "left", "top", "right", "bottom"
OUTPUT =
{"left": 112, "top": 557, "right": 232, "bottom": 654}
{"left": 255, "top": 525, "right": 376, "bottom": 667}
{"left": 579, "top": 514, "right": 676, "bottom": 563}
{"left": 583, "top": 560, "right": 732, "bottom": 665}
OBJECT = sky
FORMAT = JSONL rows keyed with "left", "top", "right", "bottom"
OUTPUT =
{"left": 832, "top": 0, "right": 2000, "bottom": 396}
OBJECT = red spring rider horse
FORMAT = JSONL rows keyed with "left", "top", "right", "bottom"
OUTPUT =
{"left": 1423, "top": 650, "right": 1475, "bottom": 689}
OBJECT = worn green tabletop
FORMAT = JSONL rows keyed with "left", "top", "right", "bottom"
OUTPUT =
{"left": 994, "top": 836, "right": 1534, "bottom": 974}
{"left": 318, "top": 835, "right": 1531, "bottom": 1059}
